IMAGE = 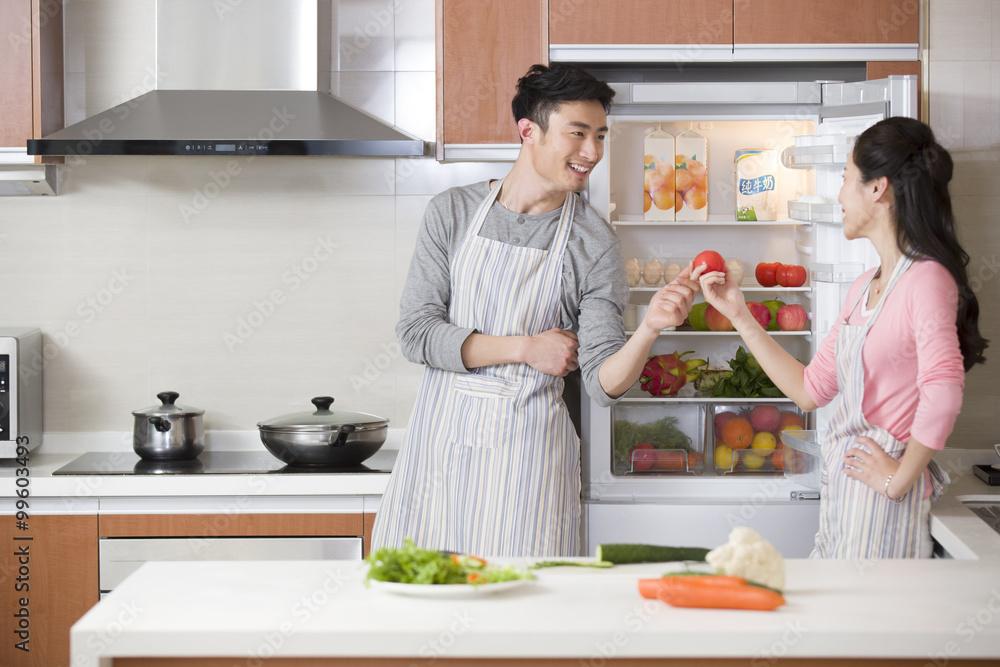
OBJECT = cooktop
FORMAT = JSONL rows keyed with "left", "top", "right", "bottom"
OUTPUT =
{"left": 52, "top": 449, "right": 397, "bottom": 476}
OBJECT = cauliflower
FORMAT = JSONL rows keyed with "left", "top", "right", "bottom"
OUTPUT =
{"left": 706, "top": 526, "right": 785, "bottom": 591}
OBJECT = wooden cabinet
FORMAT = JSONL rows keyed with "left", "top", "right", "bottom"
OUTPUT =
{"left": 99, "top": 511, "right": 378, "bottom": 555}
{"left": 0, "top": 513, "right": 99, "bottom": 667}
{"left": 734, "top": 0, "right": 918, "bottom": 45}
{"left": 436, "top": 0, "right": 548, "bottom": 159}
{"left": 550, "top": 0, "right": 733, "bottom": 45}
{"left": 0, "top": 0, "right": 63, "bottom": 152}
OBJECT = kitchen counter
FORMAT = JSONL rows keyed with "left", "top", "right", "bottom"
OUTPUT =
{"left": 71, "top": 558, "right": 1000, "bottom": 666}
{"left": 5, "top": 448, "right": 1000, "bottom": 559}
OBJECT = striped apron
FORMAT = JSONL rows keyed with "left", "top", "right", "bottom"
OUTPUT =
{"left": 812, "top": 256, "right": 948, "bottom": 558}
{"left": 371, "top": 179, "right": 581, "bottom": 558}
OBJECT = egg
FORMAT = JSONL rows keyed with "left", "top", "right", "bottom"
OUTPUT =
{"left": 625, "top": 258, "right": 642, "bottom": 287}
{"left": 662, "top": 263, "right": 681, "bottom": 284}
{"left": 643, "top": 259, "right": 663, "bottom": 286}
{"left": 726, "top": 258, "right": 745, "bottom": 285}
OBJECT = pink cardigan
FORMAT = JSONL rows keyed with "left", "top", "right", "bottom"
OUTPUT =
{"left": 803, "top": 260, "right": 965, "bottom": 450}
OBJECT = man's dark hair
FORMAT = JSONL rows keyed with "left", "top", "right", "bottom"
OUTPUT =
{"left": 511, "top": 63, "right": 615, "bottom": 133}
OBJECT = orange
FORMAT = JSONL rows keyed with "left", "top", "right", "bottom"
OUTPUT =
{"left": 675, "top": 167, "right": 694, "bottom": 193}
{"left": 770, "top": 447, "right": 784, "bottom": 470}
{"left": 721, "top": 417, "right": 754, "bottom": 450}
{"left": 674, "top": 189, "right": 683, "bottom": 212}
{"left": 651, "top": 183, "right": 674, "bottom": 211}
{"left": 780, "top": 411, "right": 805, "bottom": 430}
{"left": 683, "top": 187, "right": 707, "bottom": 210}
{"left": 643, "top": 190, "right": 652, "bottom": 212}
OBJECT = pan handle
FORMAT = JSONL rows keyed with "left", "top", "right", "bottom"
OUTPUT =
{"left": 330, "top": 424, "right": 356, "bottom": 447}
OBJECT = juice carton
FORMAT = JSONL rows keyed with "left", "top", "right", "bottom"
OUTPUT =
{"left": 643, "top": 128, "right": 675, "bottom": 221}
{"left": 675, "top": 130, "right": 708, "bottom": 221}
{"left": 735, "top": 149, "right": 778, "bottom": 221}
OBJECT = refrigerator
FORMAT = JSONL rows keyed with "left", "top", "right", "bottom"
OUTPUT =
{"left": 581, "top": 75, "right": 918, "bottom": 558}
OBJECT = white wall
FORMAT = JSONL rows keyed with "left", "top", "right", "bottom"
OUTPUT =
{"left": 0, "top": 0, "right": 509, "bottom": 436}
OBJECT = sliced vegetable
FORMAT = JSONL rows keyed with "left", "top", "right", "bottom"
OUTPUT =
{"left": 655, "top": 580, "right": 786, "bottom": 611}
{"left": 596, "top": 544, "right": 709, "bottom": 564}
{"left": 531, "top": 560, "right": 614, "bottom": 569}
{"left": 365, "top": 538, "right": 533, "bottom": 586}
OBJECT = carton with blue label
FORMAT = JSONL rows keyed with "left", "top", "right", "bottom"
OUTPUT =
{"left": 735, "top": 149, "right": 777, "bottom": 221}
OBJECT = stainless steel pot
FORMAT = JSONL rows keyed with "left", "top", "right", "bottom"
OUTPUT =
{"left": 132, "top": 391, "right": 205, "bottom": 461}
{"left": 257, "top": 396, "right": 388, "bottom": 467}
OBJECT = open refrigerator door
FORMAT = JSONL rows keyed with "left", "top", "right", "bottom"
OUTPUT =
{"left": 581, "top": 76, "right": 917, "bottom": 558}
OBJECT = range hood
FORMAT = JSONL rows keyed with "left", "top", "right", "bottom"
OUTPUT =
{"left": 28, "top": 0, "right": 428, "bottom": 158}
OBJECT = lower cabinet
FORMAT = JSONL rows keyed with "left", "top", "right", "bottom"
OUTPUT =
{"left": 0, "top": 511, "right": 99, "bottom": 667}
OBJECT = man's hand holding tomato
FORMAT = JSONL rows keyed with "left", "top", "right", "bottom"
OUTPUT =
{"left": 641, "top": 262, "right": 704, "bottom": 333}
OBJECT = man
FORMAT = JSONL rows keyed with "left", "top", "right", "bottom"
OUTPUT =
{"left": 371, "top": 64, "right": 700, "bottom": 557}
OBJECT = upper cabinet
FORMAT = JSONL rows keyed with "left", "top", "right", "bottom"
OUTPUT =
{"left": 550, "top": 0, "right": 734, "bottom": 61}
{"left": 436, "top": 0, "right": 548, "bottom": 161}
{"left": 0, "top": 0, "right": 63, "bottom": 155}
{"left": 733, "top": 0, "right": 918, "bottom": 61}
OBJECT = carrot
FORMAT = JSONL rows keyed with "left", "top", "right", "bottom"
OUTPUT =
{"left": 655, "top": 580, "right": 786, "bottom": 611}
{"left": 637, "top": 574, "right": 746, "bottom": 599}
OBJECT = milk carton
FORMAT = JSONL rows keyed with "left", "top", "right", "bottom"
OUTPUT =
{"left": 735, "top": 149, "right": 778, "bottom": 221}
{"left": 643, "top": 128, "right": 675, "bottom": 221}
{"left": 675, "top": 130, "right": 708, "bottom": 221}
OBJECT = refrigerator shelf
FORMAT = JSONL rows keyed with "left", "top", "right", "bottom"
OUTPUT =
{"left": 629, "top": 284, "right": 811, "bottom": 293}
{"left": 788, "top": 201, "right": 844, "bottom": 224}
{"left": 625, "top": 329, "right": 811, "bottom": 337}
{"left": 613, "top": 217, "right": 808, "bottom": 227}
{"left": 780, "top": 143, "right": 850, "bottom": 169}
{"left": 617, "top": 396, "right": 797, "bottom": 404}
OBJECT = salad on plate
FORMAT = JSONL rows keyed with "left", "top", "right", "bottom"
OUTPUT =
{"left": 365, "top": 538, "right": 534, "bottom": 587}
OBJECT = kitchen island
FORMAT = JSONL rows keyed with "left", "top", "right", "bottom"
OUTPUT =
{"left": 71, "top": 557, "right": 1000, "bottom": 666}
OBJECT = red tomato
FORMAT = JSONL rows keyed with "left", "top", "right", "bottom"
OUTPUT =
{"left": 776, "top": 264, "right": 807, "bottom": 288}
{"left": 754, "top": 262, "right": 780, "bottom": 287}
{"left": 629, "top": 443, "right": 656, "bottom": 472}
{"left": 694, "top": 250, "right": 726, "bottom": 275}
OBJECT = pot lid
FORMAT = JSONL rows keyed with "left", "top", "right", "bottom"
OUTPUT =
{"left": 257, "top": 397, "right": 389, "bottom": 433}
{"left": 132, "top": 391, "right": 205, "bottom": 417}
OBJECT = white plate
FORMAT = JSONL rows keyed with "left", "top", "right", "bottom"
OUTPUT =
{"left": 369, "top": 578, "right": 533, "bottom": 598}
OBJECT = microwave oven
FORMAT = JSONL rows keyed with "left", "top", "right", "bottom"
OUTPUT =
{"left": 0, "top": 328, "right": 42, "bottom": 458}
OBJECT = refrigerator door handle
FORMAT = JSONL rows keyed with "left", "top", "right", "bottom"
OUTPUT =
{"left": 791, "top": 491, "right": 821, "bottom": 501}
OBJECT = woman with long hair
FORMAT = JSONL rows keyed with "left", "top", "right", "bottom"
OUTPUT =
{"left": 700, "top": 116, "right": 987, "bottom": 558}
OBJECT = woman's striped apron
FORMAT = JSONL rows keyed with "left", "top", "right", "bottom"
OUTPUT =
{"left": 371, "top": 179, "right": 582, "bottom": 557}
{"left": 812, "top": 255, "right": 948, "bottom": 558}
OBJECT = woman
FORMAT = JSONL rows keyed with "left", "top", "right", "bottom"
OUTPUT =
{"left": 700, "top": 117, "right": 987, "bottom": 558}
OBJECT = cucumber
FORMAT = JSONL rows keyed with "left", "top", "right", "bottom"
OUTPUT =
{"left": 596, "top": 544, "right": 709, "bottom": 564}
{"left": 531, "top": 560, "right": 614, "bottom": 569}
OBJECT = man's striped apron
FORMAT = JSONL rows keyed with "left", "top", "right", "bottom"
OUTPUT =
{"left": 371, "top": 179, "right": 581, "bottom": 557}
{"left": 812, "top": 255, "right": 947, "bottom": 558}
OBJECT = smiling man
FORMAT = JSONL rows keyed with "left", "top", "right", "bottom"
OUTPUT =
{"left": 371, "top": 64, "right": 701, "bottom": 557}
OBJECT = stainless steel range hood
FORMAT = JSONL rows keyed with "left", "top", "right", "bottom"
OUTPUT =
{"left": 28, "top": 0, "right": 428, "bottom": 158}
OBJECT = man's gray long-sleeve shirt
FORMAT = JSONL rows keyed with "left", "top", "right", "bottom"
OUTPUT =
{"left": 396, "top": 180, "right": 629, "bottom": 407}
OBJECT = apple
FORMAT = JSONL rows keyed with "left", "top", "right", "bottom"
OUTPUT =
{"left": 749, "top": 405, "right": 781, "bottom": 434}
{"left": 777, "top": 264, "right": 807, "bottom": 288}
{"left": 777, "top": 304, "right": 808, "bottom": 331}
{"left": 629, "top": 443, "right": 656, "bottom": 471}
{"left": 746, "top": 302, "right": 771, "bottom": 329}
{"left": 687, "top": 302, "right": 710, "bottom": 331}
{"left": 714, "top": 410, "right": 738, "bottom": 438}
{"left": 705, "top": 304, "right": 734, "bottom": 331}
{"left": 694, "top": 250, "right": 726, "bottom": 275}
{"left": 755, "top": 261, "right": 780, "bottom": 287}
{"left": 761, "top": 300, "right": 785, "bottom": 331}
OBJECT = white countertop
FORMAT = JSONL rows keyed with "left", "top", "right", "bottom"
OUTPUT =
{"left": 70, "top": 558, "right": 1000, "bottom": 665}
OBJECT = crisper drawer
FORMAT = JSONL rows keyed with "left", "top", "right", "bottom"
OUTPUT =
{"left": 99, "top": 537, "right": 362, "bottom": 592}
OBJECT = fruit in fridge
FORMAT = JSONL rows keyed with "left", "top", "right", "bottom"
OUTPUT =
{"left": 693, "top": 250, "right": 726, "bottom": 275}
{"left": 777, "top": 304, "right": 808, "bottom": 331}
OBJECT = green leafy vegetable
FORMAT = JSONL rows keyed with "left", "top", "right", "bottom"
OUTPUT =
{"left": 711, "top": 347, "right": 785, "bottom": 398}
{"left": 613, "top": 416, "right": 692, "bottom": 469}
{"left": 365, "top": 539, "right": 534, "bottom": 586}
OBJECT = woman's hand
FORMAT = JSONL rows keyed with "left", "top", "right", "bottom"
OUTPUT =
{"left": 698, "top": 269, "right": 749, "bottom": 326}
{"left": 640, "top": 263, "right": 703, "bottom": 333}
{"left": 844, "top": 436, "right": 902, "bottom": 498}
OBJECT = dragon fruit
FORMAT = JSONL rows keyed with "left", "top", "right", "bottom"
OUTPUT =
{"left": 639, "top": 350, "right": 708, "bottom": 397}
